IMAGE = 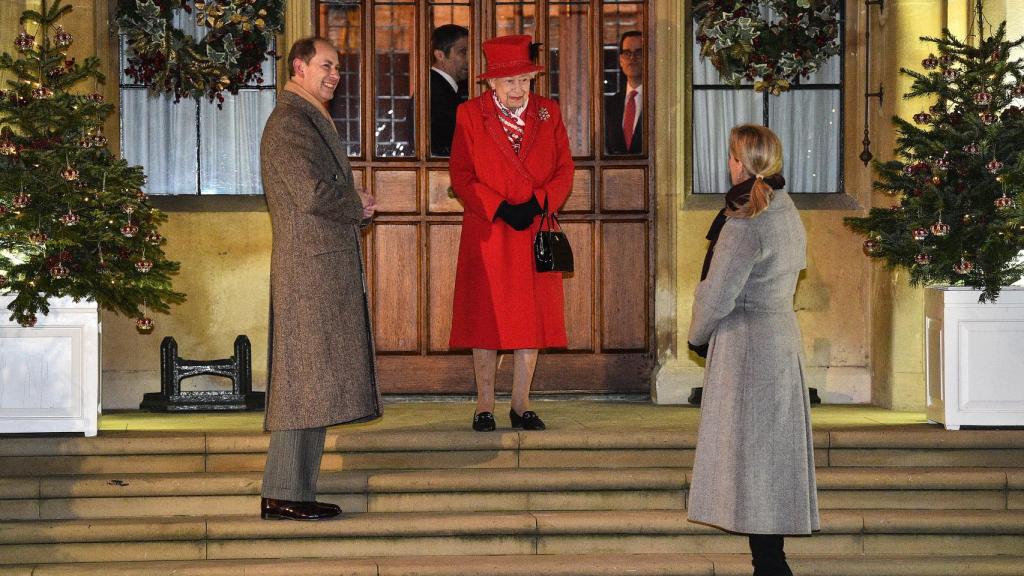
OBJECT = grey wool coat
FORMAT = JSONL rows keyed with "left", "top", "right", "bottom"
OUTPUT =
{"left": 260, "top": 90, "right": 382, "bottom": 431}
{"left": 686, "top": 191, "right": 819, "bottom": 535}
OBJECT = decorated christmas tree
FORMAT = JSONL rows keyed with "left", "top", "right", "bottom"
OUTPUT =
{"left": 846, "top": 19, "right": 1024, "bottom": 302}
{"left": 0, "top": 0, "right": 184, "bottom": 328}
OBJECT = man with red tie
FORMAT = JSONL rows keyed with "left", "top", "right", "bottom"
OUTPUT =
{"left": 605, "top": 31, "right": 643, "bottom": 155}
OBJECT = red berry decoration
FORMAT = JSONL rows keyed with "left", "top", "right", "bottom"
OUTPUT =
{"left": 953, "top": 258, "right": 973, "bottom": 275}
{"left": 120, "top": 223, "right": 139, "bottom": 238}
{"left": 922, "top": 54, "right": 938, "bottom": 69}
{"left": 930, "top": 221, "right": 950, "bottom": 236}
{"left": 912, "top": 228, "right": 928, "bottom": 241}
{"left": 20, "top": 314, "right": 38, "bottom": 328}
{"left": 963, "top": 142, "right": 980, "bottom": 155}
{"left": 12, "top": 193, "right": 30, "bottom": 209}
{"left": 59, "top": 211, "right": 80, "bottom": 226}
{"left": 135, "top": 259, "right": 153, "bottom": 273}
{"left": 136, "top": 316, "right": 155, "bottom": 332}
{"left": 986, "top": 159, "right": 1004, "bottom": 174}
{"left": 146, "top": 231, "right": 163, "bottom": 245}
{"left": 61, "top": 166, "right": 79, "bottom": 181}
{"left": 862, "top": 238, "right": 880, "bottom": 256}
{"left": 915, "top": 253, "right": 931, "bottom": 265}
{"left": 995, "top": 195, "right": 1014, "bottom": 209}
{"left": 942, "top": 68, "right": 959, "bottom": 81}
{"left": 973, "top": 91, "right": 992, "bottom": 105}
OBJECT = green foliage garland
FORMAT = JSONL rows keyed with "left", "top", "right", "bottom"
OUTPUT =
{"left": 845, "top": 24, "right": 1024, "bottom": 302}
{"left": 0, "top": 0, "right": 185, "bottom": 327}
{"left": 116, "top": 0, "right": 285, "bottom": 103}
{"left": 693, "top": 0, "right": 842, "bottom": 94}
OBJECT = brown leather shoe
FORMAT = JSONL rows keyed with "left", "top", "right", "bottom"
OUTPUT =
{"left": 261, "top": 497, "right": 341, "bottom": 520}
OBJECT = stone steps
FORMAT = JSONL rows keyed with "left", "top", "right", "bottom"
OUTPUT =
{"left": 1, "top": 510, "right": 1023, "bottom": 565}
{"left": 1, "top": 467, "right": 1022, "bottom": 520}
{"left": 2, "top": 553, "right": 1024, "bottom": 576}
{"left": 3, "top": 429, "right": 1024, "bottom": 477}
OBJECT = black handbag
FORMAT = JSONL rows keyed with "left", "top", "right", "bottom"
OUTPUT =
{"left": 534, "top": 198, "right": 574, "bottom": 273}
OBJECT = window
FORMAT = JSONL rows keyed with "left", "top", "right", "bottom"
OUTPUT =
{"left": 691, "top": 7, "right": 843, "bottom": 194}
{"left": 118, "top": 11, "right": 277, "bottom": 195}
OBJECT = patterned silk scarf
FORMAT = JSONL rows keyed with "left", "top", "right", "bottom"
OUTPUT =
{"left": 493, "top": 92, "right": 528, "bottom": 154}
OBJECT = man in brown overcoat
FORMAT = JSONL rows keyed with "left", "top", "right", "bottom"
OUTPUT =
{"left": 259, "top": 37, "right": 382, "bottom": 521}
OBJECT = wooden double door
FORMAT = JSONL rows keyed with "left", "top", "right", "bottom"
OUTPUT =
{"left": 317, "top": 0, "right": 652, "bottom": 394}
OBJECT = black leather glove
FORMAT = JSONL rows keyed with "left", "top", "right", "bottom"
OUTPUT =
{"left": 495, "top": 196, "right": 543, "bottom": 231}
{"left": 688, "top": 341, "right": 709, "bottom": 359}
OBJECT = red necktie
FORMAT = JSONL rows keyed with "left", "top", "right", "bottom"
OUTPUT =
{"left": 622, "top": 90, "right": 637, "bottom": 151}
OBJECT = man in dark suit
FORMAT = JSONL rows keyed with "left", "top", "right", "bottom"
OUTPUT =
{"left": 605, "top": 31, "right": 644, "bottom": 155}
{"left": 430, "top": 24, "right": 469, "bottom": 157}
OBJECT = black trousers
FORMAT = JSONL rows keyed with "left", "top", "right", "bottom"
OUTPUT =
{"left": 748, "top": 535, "right": 793, "bottom": 576}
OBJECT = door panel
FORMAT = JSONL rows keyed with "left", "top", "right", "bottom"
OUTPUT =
{"left": 373, "top": 224, "right": 421, "bottom": 352}
{"left": 427, "top": 224, "right": 461, "bottom": 352}
{"left": 601, "top": 221, "right": 648, "bottom": 351}
{"left": 561, "top": 222, "right": 594, "bottom": 352}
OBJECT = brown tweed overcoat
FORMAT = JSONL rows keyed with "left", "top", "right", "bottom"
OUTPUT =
{"left": 260, "top": 91, "right": 382, "bottom": 431}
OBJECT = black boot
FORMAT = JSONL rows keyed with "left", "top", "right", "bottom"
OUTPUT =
{"left": 748, "top": 534, "right": 793, "bottom": 576}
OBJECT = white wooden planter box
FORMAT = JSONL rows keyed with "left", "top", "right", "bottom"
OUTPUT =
{"left": 0, "top": 296, "right": 100, "bottom": 437}
{"left": 925, "top": 286, "right": 1024, "bottom": 430}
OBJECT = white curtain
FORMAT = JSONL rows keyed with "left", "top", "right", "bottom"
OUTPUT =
{"left": 120, "top": 9, "right": 275, "bottom": 195}
{"left": 691, "top": 25, "right": 841, "bottom": 194}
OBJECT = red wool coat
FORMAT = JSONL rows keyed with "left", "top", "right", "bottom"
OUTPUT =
{"left": 448, "top": 91, "right": 575, "bottom": 350}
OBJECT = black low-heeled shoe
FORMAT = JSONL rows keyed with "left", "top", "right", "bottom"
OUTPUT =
{"left": 510, "top": 408, "right": 546, "bottom": 430}
{"left": 472, "top": 411, "right": 496, "bottom": 432}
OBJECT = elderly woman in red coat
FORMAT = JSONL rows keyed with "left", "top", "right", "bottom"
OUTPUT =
{"left": 448, "top": 35, "right": 574, "bottom": 432}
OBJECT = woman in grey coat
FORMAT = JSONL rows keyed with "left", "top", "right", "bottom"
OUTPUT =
{"left": 687, "top": 125, "right": 819, "bottom": 576}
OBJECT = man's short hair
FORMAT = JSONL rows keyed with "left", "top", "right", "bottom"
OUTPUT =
{"left": 431, "top": 24, "right": 469, "bottom": 58}
{"left": 618, "top": 30, "right": 642, "bottom": 51}
{"left": 288, "top": 36, "right": 333, "bottom": 77}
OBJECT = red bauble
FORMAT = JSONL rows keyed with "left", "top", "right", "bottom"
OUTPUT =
{"left": 31, "top": 87, "right": 53, "bottom": 99}
{"left": 913, "top": 112, "right": 932, "bottom": 124}
{"left": 50, "top": 264, "right": 70, "bottom": 279}
{"left": 0, "top": 139, "right": 16, "bottom": 155}
{"left": 915, "top": 253, "right": 931, "bottom": 265}
{"left": 53, "top": 25, "right": 73, "bottom": 48}
{"left": 61, "top": 166, "right": 79, "bottom": 181}
{"left": 995, "top": 195, "right": 1015, "bottom": 209}
{"left": 59, "top": 211, "right": 80, "bottom": 226}
{"left": 14, "top": 29, "right": 35, "bottom": 52}
{"left": 145, "top": 231, "right": 163, "bottom": 245}
{"left": 12, "top": 193, "right": 30, "bottom": 209}
{"left": 973, "top": 91, "right": 992, "bottom": 105}
{"left": 986, "top": 159, "right": 1004, "bottom": 173}
{"left": 20, "top": 314, "right": 37, "bottom": 328}
{"left": 863, "top": 238, "right": 880, "bottom": 256}
{"left": 922, "top": 54, "right": 938, "bottom": 69}
{"left": 963, "top": 142, "right": 980, "bottom": 155}
{"left": 134, "top": 259, "right": 153, "bottom": 273}
{"left": 942, "top": 68, "right": 959, "bottom": 82}
{"left": 136, "top": 316, "right": 155, "bottom": 332}
{"left": 28, "top": 231, "right": 48, "bottom": 245}
{"left": 980, "top": 112, "right": 997, "bottom": 125}
{"left": 953, "top": 259, "right": 973, "bottom": 275}
{"left": 930, "top": 221, "right": 950, "bottom": 236}
{"left": 912, "top": 228, "right": 928, "bottom": 241}
{"left": 120, "top": 223, "right": 139, "bottom": 238}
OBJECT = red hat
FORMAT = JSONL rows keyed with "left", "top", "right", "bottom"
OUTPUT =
{"left": 478, "top": 35, "right": 544, "bottom": 80}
